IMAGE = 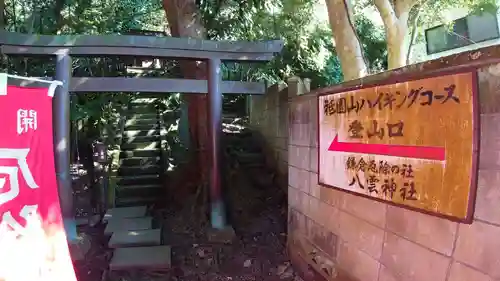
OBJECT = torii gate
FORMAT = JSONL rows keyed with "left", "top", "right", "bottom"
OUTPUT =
{"left": 0, "top": 30, "right": 283, "bottom": 237}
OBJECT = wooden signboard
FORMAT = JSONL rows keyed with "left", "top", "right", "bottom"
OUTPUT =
{"left": 317, "top": 72, "right": 478, "bottom": 222}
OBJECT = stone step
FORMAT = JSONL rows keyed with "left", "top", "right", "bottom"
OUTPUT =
{"left": 130, "top": 98, "right": 159, "bottom": 104}
{"left": 118, "top": 165, "right": 161, "bottom": 176}
{"left": 115, "top": 196, "right": 158, "bottom": 207}
{"left": 117, "top": 184, "right": 164, "bottom": 198}
{"left": 104, "top": 217, "right": 153, "bottom": 235}
{"left": 131, "top": 101, "right": 159, "bottom": 106}
{"left": 120, "top": 149, "right": 161, "bottom": 158}
{"left": 122, "top": 135, "right": 161, "bottom": 144}
{"left": 121, "top": 141, "right": 160, "bottom": 151}
{"left": 109, "top": 246, "right": 171, "bottom": 271}
{"left": 104, "top": 206, "right": 147, "bottom": 222}
{"left": 108, "top": 229, "right": 162, "bottom": 248}
{"left": 233, "top": 151, "right": 265, "bottom": 162}
{"left": 125, "top": 118, "right": 159, "bottom": 127}
{"left": 124, "top": 129, "right": 161, "bottom": 139}
{"left": 129, "top": 106, "right": 159, "bottom": 114}
{"left": 120, "top": 156, "right": 160, "bottom": 166}
{"left": 125, "top": 123, "right": 161, "bottom": 131}
{"left": 117, "top": 174, "right": 161, "bottom": 186}
{"left": 126, "top": 113, "right": 159, "bottom": 119}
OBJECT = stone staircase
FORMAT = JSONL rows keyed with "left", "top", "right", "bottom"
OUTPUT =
{"left": 103, "top": 99, "right": 171, "bottom": 279}
{"left": 116, "top": 101, "right": 164, "bottom": 207}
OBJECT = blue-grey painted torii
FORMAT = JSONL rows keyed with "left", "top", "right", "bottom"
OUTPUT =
{"left": 0, "top": 30, "right": 283, "bottom": 240}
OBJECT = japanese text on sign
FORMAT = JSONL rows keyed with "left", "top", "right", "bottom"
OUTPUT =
{"left": 323, "top": 84, "right": 460, "bottom": 116}
{"left": 318, "top": 72, "right": 477, "bottom": 222}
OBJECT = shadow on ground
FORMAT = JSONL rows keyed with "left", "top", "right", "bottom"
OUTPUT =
{"left": 73, "top": 123, "right": 299, "bottom": 281}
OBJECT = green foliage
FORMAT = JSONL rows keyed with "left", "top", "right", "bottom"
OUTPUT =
{"left": 355, "top": 15, "right": 387, "bottom": 72}
{"left": 200, "top": 0, "right": 361, "bottom": 88}
{"left": 2, "top": 0, "right": 168, "bottom": 162}
{"left": 199, "top": 0, "right": 388, "bottom": 88}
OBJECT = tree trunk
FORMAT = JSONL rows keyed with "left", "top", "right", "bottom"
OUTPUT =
{"left": 374, "top": 0, "right": 419, "bottom": 69}
{"left": 406, "top": 8, "right": 421, "bottom": 65}
{"left": 325, "top": 0, "right": 368, "bottom": 81}
{"left": 162, "top": 0, "right": 209, "bottom": 186}
{"left": 0, "top": 0, "right": 4, "bottom": 30}
{"left": 386, "top": 16, "right": 410, "bottom": 69}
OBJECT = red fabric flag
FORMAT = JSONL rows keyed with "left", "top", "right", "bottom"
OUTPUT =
{"left": 0, "top": 85, "right": 77, "bottom": 281}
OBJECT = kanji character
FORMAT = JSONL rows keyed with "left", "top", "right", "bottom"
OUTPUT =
{"left": 391, "top": 165, "right": 400, "bottom": 174}
{"left": 379, "top": 161, "right": 391, "bottom": 175}
{"left": 387, "top": 120, "right": 404, "bottom": 137}
{"left": 407, "top": 87, "right": 423, "bottom": 108}
{"left": 383, "top": 93, "right": 397, "bottom": 110}
{"left": 323, "top": 99, "right": 331, "bottom": 115}
{"left": 400, "top": 164, "right": 414, "bottom": 178}
{"left": 17, "top": 109, "right": 38, "bottom": 135}
{"left": 434, "top": 84, "right": 460, "bottom": 104}
{"left": 357, "top": 158, "right": 367, "bottom": 172}
{"left": 348, "top": 173, "right": 365, "bottom": 189}
{"left": 368, "top": 93, "right": 384, "bottom": 110}
{"left": 324, "top": 99, "right": 337, "bottom": 115}
{"left": 0, "top": 148, "right": 39, "bottom": 206}
{"left": 367, "top": 120, "right": 385, "bottom": 139}
{"left": 381, "top": 178, "right": 397, "bottom": 199}
{"left": 348, "top": 120, "right": 364, "bottom": 139}
{"left": 367, "top": 175, "right": 379, "bottom": 194}
{"left": 400, "top": 181, "right": 418, "bottom": 200}
{"left": 346, "top": 157, "right": 356, "bottom": 170}
{"left": 347, "top": 96, "right": 366, "bottom": 113}
{"left": 337, "top": 97, "right": 347, "bottom": 114}
{"left": 420, "top": 90, "right": 435, "bottom": 106}
{"left": 367, "top": 160, "right": 378, "bottom": 173}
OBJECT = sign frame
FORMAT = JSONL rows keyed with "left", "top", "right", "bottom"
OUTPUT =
{"left": 316, "top": 69, "right": 480, "bottom": 224}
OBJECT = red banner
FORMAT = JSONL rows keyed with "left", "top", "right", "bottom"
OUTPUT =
{"left": 0, "top": 85, "right": 77, "bottom": 281}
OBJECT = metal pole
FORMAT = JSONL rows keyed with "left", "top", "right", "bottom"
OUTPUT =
{"left": 54, "top": 53, "right": 77, "bottom": 241}
{"left": 207, "top": 58, "right": 226, "bottom": 229}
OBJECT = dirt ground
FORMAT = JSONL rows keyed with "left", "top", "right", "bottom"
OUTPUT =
{"left": 73, "top": 129, "right": 298, "bottom": 281}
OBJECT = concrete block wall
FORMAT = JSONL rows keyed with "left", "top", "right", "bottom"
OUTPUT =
{"left": 249, "top": 77, "right": 311, "bottom": 182}
{"left": 285, "top": 62, "right": 500, "bottom": 281}
{"left": 248, "top": 46, "right": 500, "bottom": 281}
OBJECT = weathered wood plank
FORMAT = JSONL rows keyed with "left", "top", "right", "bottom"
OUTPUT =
{"left": 69, "top": 78, "right": 266, "bottom": 94}
{"left": 0, "top": 31, "right": 283, "bottom": 60}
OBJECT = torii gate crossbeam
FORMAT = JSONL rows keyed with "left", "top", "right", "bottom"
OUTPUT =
{"left": 0, "top": 31, "right": 284, "bottom": 237}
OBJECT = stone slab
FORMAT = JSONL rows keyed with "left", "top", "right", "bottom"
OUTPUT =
{"left": 108, "top": 229, "right": 162, "bottom": 248}
{"left": 109, "top": 246, "right": 171, "bottom": 270}
{"left": 104, "top": 206, "right": 147, "bottom": 222}
{"left": 104, "top": 217, "right": 153, "bottom": 235}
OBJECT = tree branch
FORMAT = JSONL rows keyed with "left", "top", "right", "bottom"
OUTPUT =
{"left": 373, "top": 0, "right": 396, "bottom": 26}
{"left": 342, "top": 0, "right": 369, "bottom": 71}
{"left": 406, "top": 6, "right": 422, "bottom": 64}
{"left": 394, "top": 0, "right": 421, "bottom": 18}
